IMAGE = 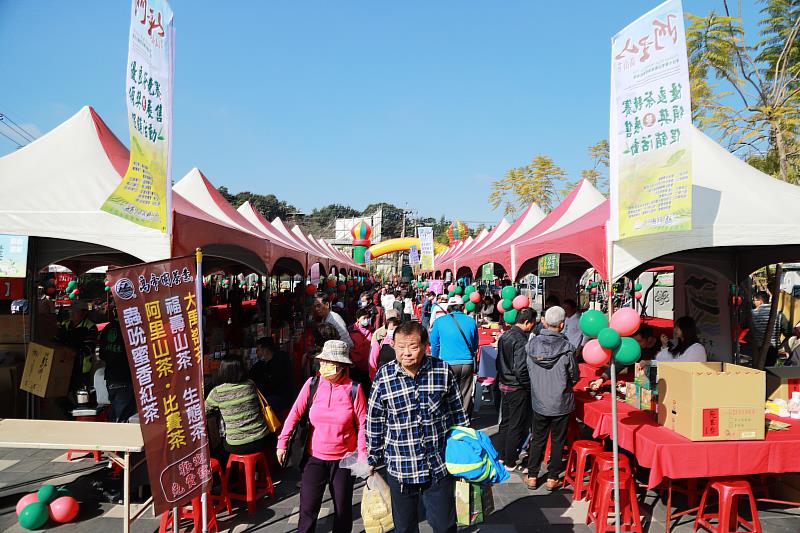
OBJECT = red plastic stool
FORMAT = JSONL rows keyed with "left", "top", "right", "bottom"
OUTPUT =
{"left": 158, "top": 494, "right": 219, "bottom": 532}
{"left": 586, "top": 470, "right": 643, "bottom": 533}
{"left": 562, "top": 439, "right": 604, "bottom": 500}
{"left": 694, "top": 478, "right": 762, "bottom": 533}
{"left": 67, "top": 410, "right": 108, "bottom": 462}
{"left": 224, "top": 452, "right": 274, "bottom": 512}
{"left": 543, "top": 416, "right": 581, "bottom": 463}
{"left": 209, "top": 458, "right": 231, "bottom": 514}
{"left": 586, "top": 452, "right": 632, "bottom": 503}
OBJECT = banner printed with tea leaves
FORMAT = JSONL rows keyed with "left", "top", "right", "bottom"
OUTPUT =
{"left": 610, "top": 0, "right": 692, "bottom": 240}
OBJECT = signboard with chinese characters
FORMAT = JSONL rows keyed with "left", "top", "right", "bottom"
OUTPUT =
{"left": 418, "top": 227, "right": 434, "bottom": 271}
{"left": 108, "top": 255, "right": 210, "bottom": 514}
{"left": 0, "top": 234, "right": 28, "bottom": 278}
{"left": 610, "top": 0, "right": 692, "bottom": 240}
{"left": 102, "top": 0, "right": 174, "bottom": 233}
{"left": 537, "top": 253, "right": 560, "bottom": 278}
{"left": 481, "top": 263, "right": 494, "bottom": 282}
{"left": 408, "top": 245, "right": 420, "bottom": 265}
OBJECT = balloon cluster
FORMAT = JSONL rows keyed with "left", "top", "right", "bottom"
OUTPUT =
{"left": 103, "top": 277, "right": 111, "bottom": 292}
{"left": 579, "top": 307, "right": 642, "bottom": 367}
{"left": 220, "top": 278, "right": 231, "bottom": 290}
{"left": 492, "top": 286, "right": 529, "bottom": 324}
{"left": 446, "top": 221, "right": 468, "bottom": 244}
{"left": 630, "top": 282, "right": 643, "bottom": 301}
{"left": 16, "top": 485, "right": 79, "bottom": 530}
{"left": 462, "top": 285, "right": 483, "bottom": 313}
{"left": 43, "top": 278, "right": 57, "bottom": 296}
{"left": 66, "top": 280, "right": 80, "bottom": 300}
{"left": 585, "top": 281, "right": 599, "bottom": 295}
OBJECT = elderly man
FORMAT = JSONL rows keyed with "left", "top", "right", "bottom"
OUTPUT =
{"left": 367, "top": 321, "right": 467, "bottom": 533}
{"left": 311, "top": 292, "right": 353, "bottom": 349}
{"left": 430, "top": 295, "right": 479, "bottom": 415}
{"left": 525, "top": 306, "right": 579, "bottom": 491}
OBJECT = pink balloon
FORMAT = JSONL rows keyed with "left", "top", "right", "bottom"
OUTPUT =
{"left": 512, "top": 295, "right": 530, "bottom": 310}
{"left": 610, "top": 307, "right": 641, "bottom": 337}
{"left": 447, "top": 284, "right": 456, "bottom": 293}
{"left": 590, "top": 287, "right": 598, "bottom": 295}
{"left": 49, "top": 496, "right": 79, "bottom": 523}
{"left": 634, "top": 291, "right": 642, "bottom": 300}
{"left": 583, "top": 339, "right": 612, "bottom": 367}
{"left": 16, "top": 493, "right": 38, "bottom": 516}
{"left": 469, "top": 292, "right": 481, "bottom": 303}
{"left": 496, "top": 301, "right": 505, "bottom": 313}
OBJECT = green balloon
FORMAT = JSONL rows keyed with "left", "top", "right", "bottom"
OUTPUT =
{"left": 104, "top": 285, "right": 111, "bottom": 292}
{"left": 68, "top": 294, "right": 76, "bottom": 300}
{"left": 591, "top": 281, "right": 598, "bottom": 288}
{"left": 66, "top": 280, "right": 76, "bottom": 290}
{"left": 597, "top": 327, "right": 622, "bottom": 350}
{"left": 448, "top": 291, "right": 455, "bottom": 298}
{"left": 579, "top": 310, "right": 608, "bottom": 338}
{"left": 500, "top": 286, "right": 517, "bottom": 300}
{"left": 634, "top": 283, "right": 642, "bottom": 291}
{"left": 465, "top": 301, "right": 476, "bottom": 313}
{"left": 37, "top": 484, "right": 57, "bottom": 504}
{"left": 464, "top": 285, "right": 474, "bottom": 296}
{"left": 454, "top": 286, "right": 463, "bottom": 295}
{"left": 503, "top": 309, "right": 518, "bottom": 324}
{"left": 501, "top": 298, "right": 513, "bottom": 311}
{"left": 613, "top": 336, "right": 642, "bottom": 365}
{"left": 18, "top": 501, "right": 49, "bottom": 530}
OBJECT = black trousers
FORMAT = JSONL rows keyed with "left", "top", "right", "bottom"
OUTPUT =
{"left": 496, "top": 388, "right": 531, "bottom": 465}
{"left": 526, "top": 410, "right": 570, "bottom": 480}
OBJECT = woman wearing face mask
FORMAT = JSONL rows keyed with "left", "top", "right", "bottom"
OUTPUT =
{"left": 348, "top": 308, "right": 373, "bottom": 396}
{"left": 369, "top": 316, "right": 400, "bottom": 379}
{"left": 277, "top": 340, "right": 367, "bottom": 533}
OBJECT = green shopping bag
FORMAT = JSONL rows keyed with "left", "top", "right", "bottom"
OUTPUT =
{"left": 454, "top": 478, "right": 495, "bottom": 526}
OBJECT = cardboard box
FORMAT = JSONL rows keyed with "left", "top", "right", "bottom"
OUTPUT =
{"left": 20, "top": 342, "right": 75, "bottom": 398}
{"left": 657, "top": 362, "right": 765, "bottom": 441}
{"left": 765, "top": 366, "right": 800, "bottom": 402}
{"left": 0, "top": 315, "right": 28, "bottom": 343}
{"left": 455, "top": 479, "right": 494, "bottom": 526}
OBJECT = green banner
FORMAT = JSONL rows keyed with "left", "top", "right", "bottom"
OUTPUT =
{"left": 481, "top": 263, "right": 494, "bottom": 282}
{"left": 538, "top": 253, "right": 560, "bottom": 278}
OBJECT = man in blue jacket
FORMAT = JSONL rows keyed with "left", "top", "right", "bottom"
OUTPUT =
{"left": 431, "top": 295, "right": 479, "bottom": 415}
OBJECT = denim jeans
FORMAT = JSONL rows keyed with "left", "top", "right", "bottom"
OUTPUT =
{"left": 386, "top": 474, "right": 456, "bottom": 533}
{"left": 107, "top": 383, "right": 137, "bottom": 423}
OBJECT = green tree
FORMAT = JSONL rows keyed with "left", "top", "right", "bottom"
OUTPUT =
{"left": 362, "top": 202, "right": 405, "bottom": 239}
{"left": 303, "top": 203, "right": 360, "bottom": 237}
{"left": 687, "top": 1, "right": 800, "bottom": 183}
{"left": 561, "top": 139, "right": 610, "bottom": 198}
{"left": 488, "top": 155, "right": 566, "bottom": 216}
{"left": 216, "top": 187, "right": 298, "bottom": 220}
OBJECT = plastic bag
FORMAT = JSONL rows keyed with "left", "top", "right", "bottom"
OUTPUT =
{"left": 339, "top": 453, "right": 372, "bottom": 479}
{"left": 361, "top": 471, "right": 394, "bottom": 533}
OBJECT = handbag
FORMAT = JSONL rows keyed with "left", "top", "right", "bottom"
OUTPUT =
{"left": 255, "top": 388, "right": 283, "bottom": 434}
{"left": 283, "top": 377, "right": 320, "bottom": 469}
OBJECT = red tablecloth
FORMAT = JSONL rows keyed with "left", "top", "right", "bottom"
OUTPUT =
{"left": 577, "top": 394, "right": 800, "bottom": 489}
{"left": 478, "top": 327, "right": 497, "bottom": 347}
{"left": 641, "top": 316, "right": 673, "bottom": 338}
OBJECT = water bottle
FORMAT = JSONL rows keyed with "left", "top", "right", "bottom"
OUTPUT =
{"left": 788, "top": 391, "right": 800, "bottom": 420}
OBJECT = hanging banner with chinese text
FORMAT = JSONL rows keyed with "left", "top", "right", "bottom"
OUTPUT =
{"left": 418, "top": 227, "right": 435, "bottom": 271}
{"left": 108, "top": 255, "right": 209, "bottom": 514}
{"left": 609, "top": 0, "right": 692, "bottom": 240}
{"left": 408, "top": 245, "right": 420, "bottom": 265}
{"left": 481, "top": 263, "right": 494, "bottom": 282}
{"left": 0, "top": 234, "right": 28, "bottom": 278}
{"left": 537, "top": 253, "right": 560, "bottom": 278}
{"left": 102, "top": 0, "right": 174, "bottom": 233}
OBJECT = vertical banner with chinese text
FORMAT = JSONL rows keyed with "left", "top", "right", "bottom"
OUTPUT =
{"left": 102, "top": 0, "right": 174, "bottom": 233}
{"left": 610, "top": 0, "right": 692, "bottom": 240}
{"left": 418, "top": 227, "right": 435, "bottom": 271}
{"left": 537, "top": 253, "right": 560, "bottom": 278}
{"left": 108, "top": 256, "right": 209, "bottom": 514}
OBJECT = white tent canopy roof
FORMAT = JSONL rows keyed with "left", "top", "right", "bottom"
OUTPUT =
{"left": 0, "top": 106, "right": 170, "bottom": 262}
{"left": 612, "top": 126, "right": 800, "bottom": 279}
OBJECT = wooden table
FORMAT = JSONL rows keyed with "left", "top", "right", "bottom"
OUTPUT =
{"left": 0, "top": 419, "right": 146, "bottom": 533}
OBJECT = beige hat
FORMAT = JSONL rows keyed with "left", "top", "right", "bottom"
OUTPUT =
{"left": 385, "top": 309, "right": 400, "bottom": 320}
{"left": 315, "top": 339, "right": 353, "bottom": 365}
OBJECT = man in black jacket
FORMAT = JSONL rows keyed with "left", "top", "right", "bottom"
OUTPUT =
{"left": 99, "top": 308, "right": 136, "bottom": 423}
{"left": 495, "top": 307, "right": 537, "bottom": 470}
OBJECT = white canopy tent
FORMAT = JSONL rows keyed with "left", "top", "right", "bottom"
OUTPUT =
{"left": 0, "top": 106, "right": 171, "bottom": 266}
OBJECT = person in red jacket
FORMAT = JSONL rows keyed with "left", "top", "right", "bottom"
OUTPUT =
{"left": 349, "top": 307, "right": 373, "bottom": 396}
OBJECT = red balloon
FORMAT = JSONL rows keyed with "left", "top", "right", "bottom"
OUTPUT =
{"left": 634, "top": 291, "right": 642, "bottom": 300}
{"left": 448, "top": 284, "right": 456, "bottom": 293}
{"left": 326, "top": 278, "right": 336, "bottom": 288}
{"left": 496, "top": 301, "right": 505, "bottom": 314}
{"left": 71, "top": 288, "right": 80, "bottom": 295}
{"left": 583, "top": 339, "right": 612, "bottom": 367}
{"left": 590, "top": 287, "right": 598, "bottom": 295}
{"left": 16, "top": 493, "right": 38, "bottom": 516}
{"left": 512, "top": 294, "right": 530, "bottom": 310}
{"left": 469, "top": 292, "right": 481, "bottom": 303}
{"left": 48, "top": 496, "right": 79, "bottom": 523}
{"left": 305, "top": 284, "right": 317, "bottom": 295}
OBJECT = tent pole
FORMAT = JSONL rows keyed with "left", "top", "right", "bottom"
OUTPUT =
{"left": 607, "top": 240, "right": 621, "bottom": 533}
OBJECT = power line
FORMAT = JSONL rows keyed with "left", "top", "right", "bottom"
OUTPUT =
{"left": 0, "top": 125, "right": 23, "bottom": 149}
{"left": 0, "top": 107, "right": 38, "bottom": 143}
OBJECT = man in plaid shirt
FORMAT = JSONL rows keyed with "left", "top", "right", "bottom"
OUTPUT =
{"left": 367, "top": 321, "right": 467, "bottom": 533}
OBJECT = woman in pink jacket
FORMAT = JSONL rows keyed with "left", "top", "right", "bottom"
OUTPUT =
{"left": 277, "top": 340, "right": 367, "bottom": 533}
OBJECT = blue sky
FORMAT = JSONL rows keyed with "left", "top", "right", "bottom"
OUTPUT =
{"left": 0, "top": 0, "right": 761, "bottom": 226}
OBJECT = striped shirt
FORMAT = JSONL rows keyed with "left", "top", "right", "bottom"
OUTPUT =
{"left": 366, "top": 356, "right": 467, "bottom": 485}
{"left": 205, "top": 381, "right": 268, "bottom": 446}
{"left": 752, "top": 304, "right": 782, "bottom": 347}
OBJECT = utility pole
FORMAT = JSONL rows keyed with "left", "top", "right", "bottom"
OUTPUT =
{"left": 398, "top": 202, "right": 408, "bottom": 276}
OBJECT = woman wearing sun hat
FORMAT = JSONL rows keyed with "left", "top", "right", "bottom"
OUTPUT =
{"left": 277, "top": 339, "right": 367, "bottom": 533}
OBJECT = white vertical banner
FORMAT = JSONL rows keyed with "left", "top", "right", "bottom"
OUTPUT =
{"left": 418, "top": 227, "right": 434, "bottom": 270}
{"left": 102, "top": 0, "right": 174, "bottom": 233}
{"left": 610, "top": 0, "right": 692, "bottom": 240}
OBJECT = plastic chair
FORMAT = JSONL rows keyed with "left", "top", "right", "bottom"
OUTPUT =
{"left": 694, "top": 478, "right": 762, "bottom": 533}
{"left": 67, "top": 409, "right": 107, "bottom": 462}
{"left": 586, "top": 470, "right": 643, "bottom": 533}
{"left": 586, "top": 452, "right": 632, "bottom": 503}
{"left": 158, "top": 494, "right": 218, "bottom": 533}
{"left": 562, "top": 439, "right": 604, "bottom": 500}
{"left": 209, "top": 458, "right": 231, "bottom": 514}
{"left": 224, "top": 452, "right": 274, "bottom": 512}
